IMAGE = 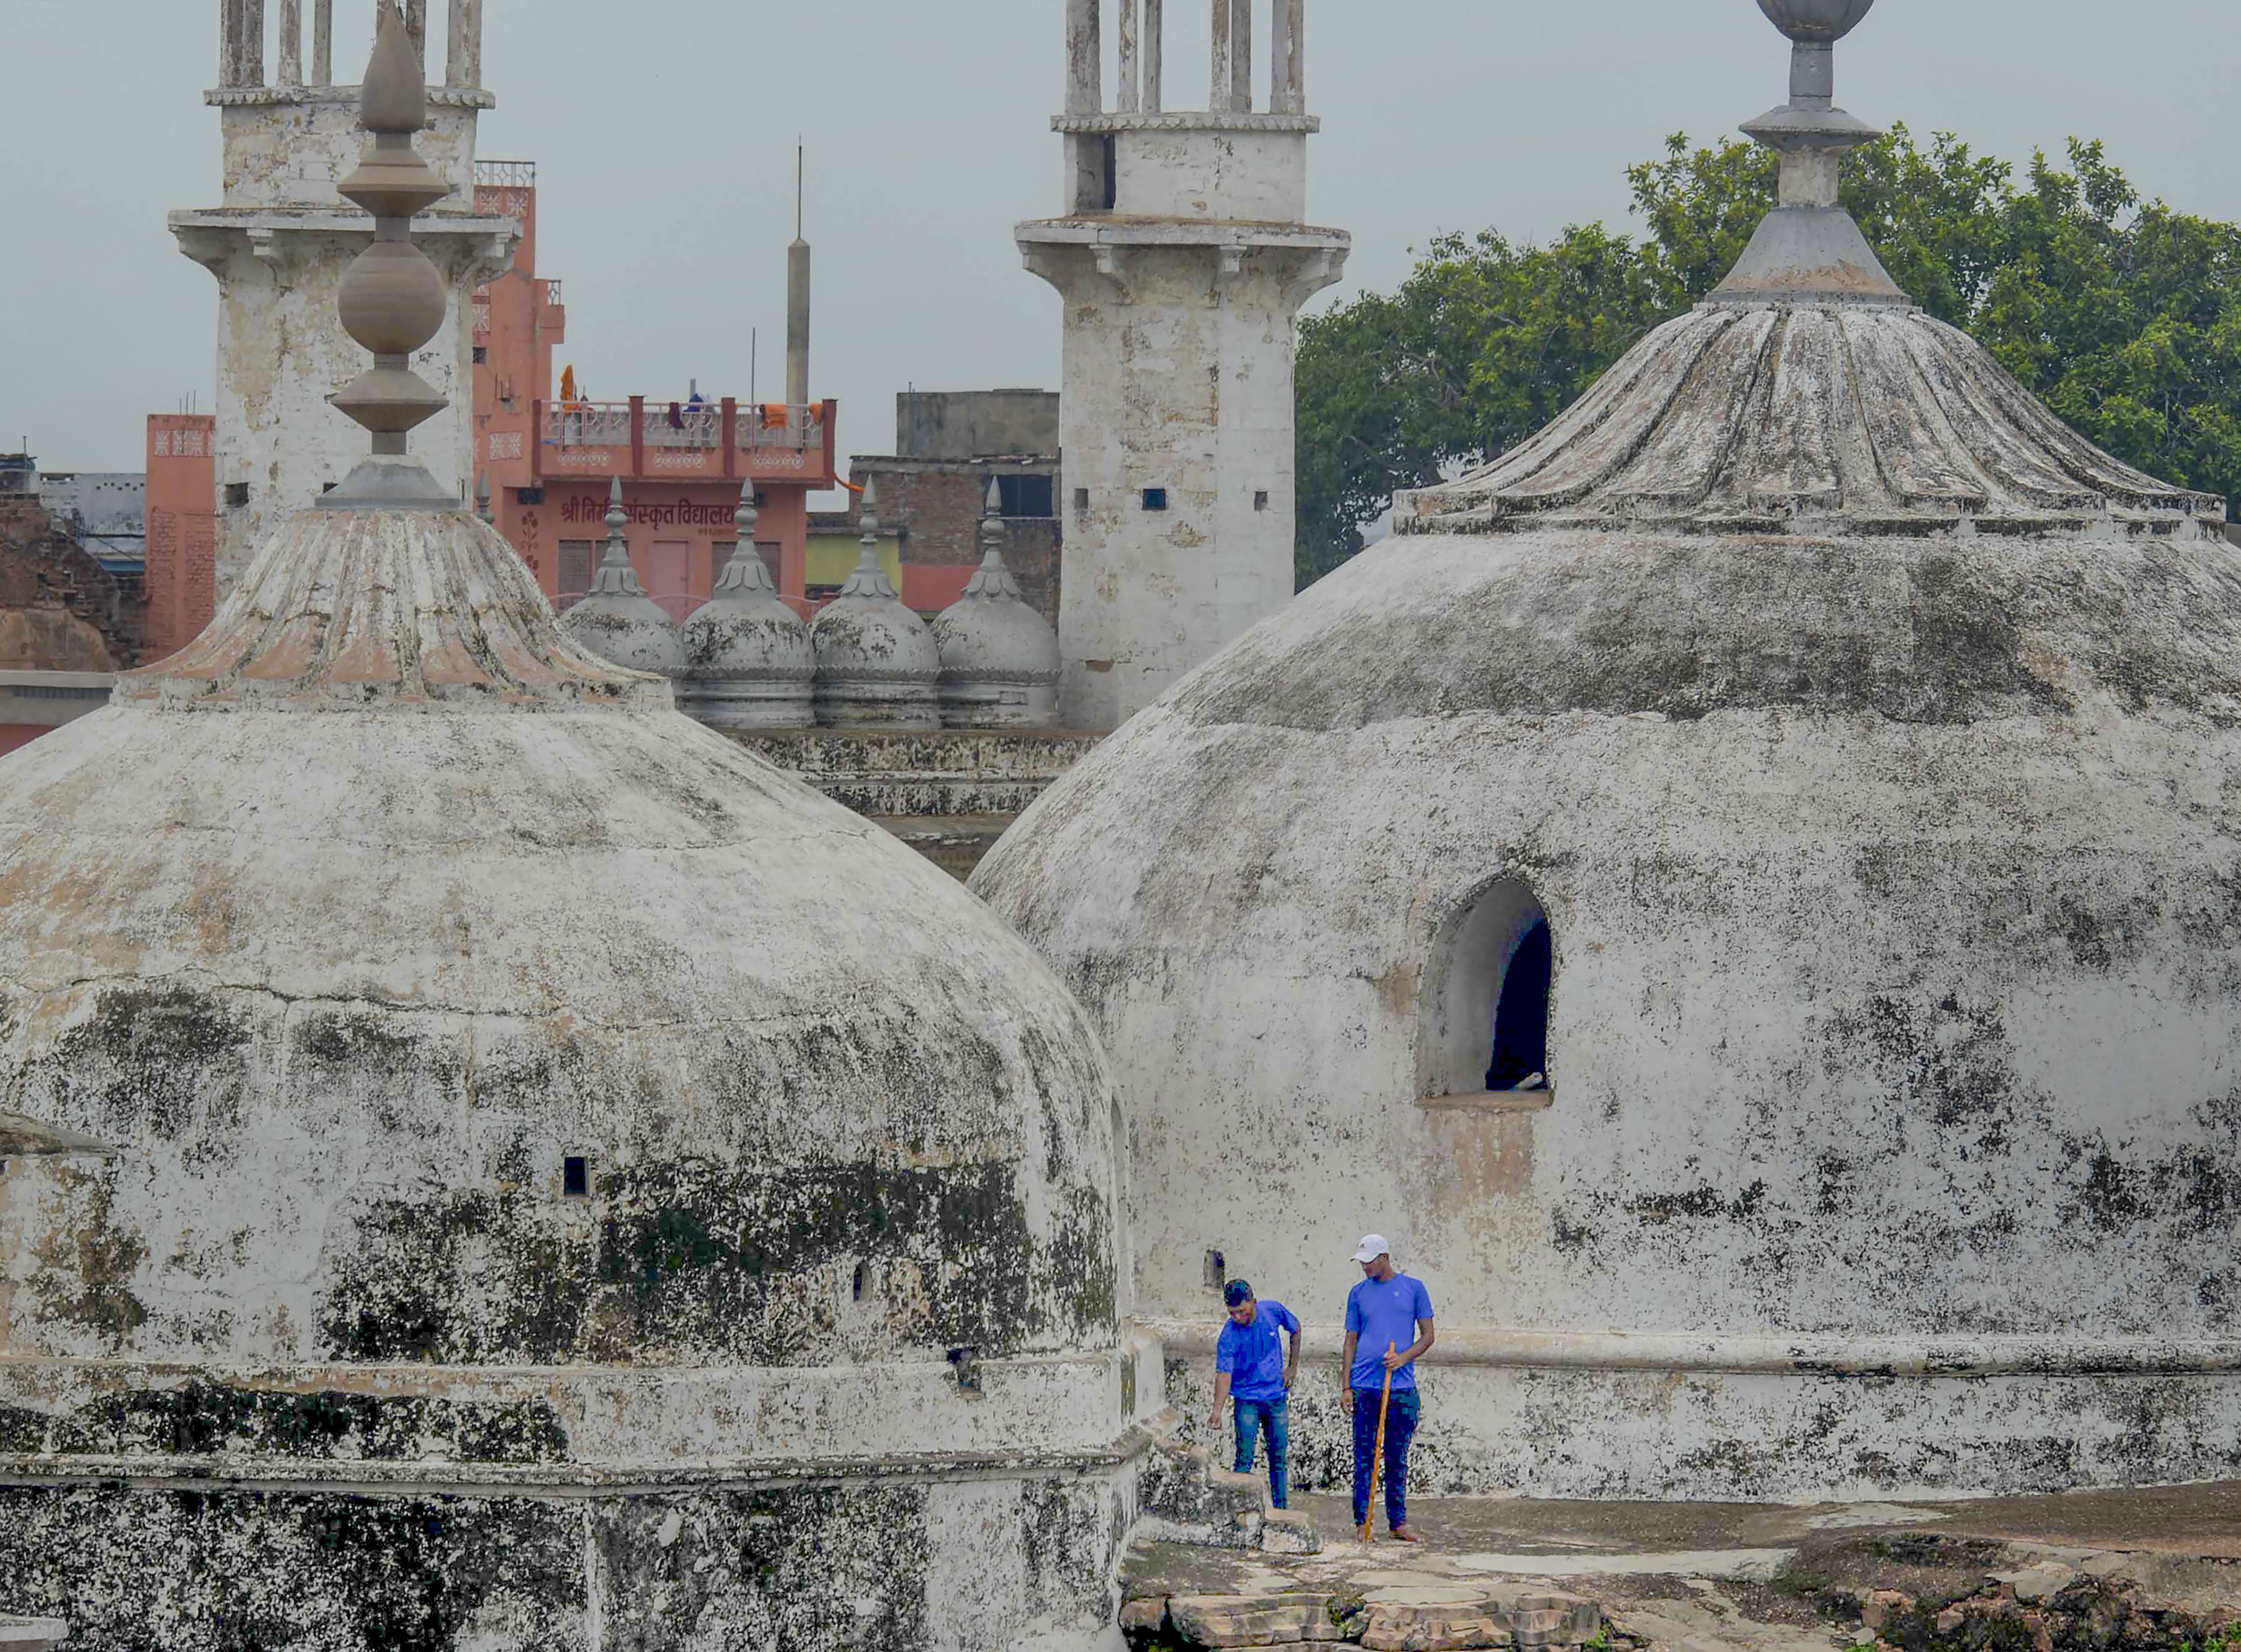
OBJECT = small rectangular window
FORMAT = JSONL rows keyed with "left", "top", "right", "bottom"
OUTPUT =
{"left": 563, "top": 1157, "right": 590, "bottom": 1198}
{"left": 1142, "top": 488, "right": 1168, "bottom": 512}
{"left": 224, "top": 482, "right": 249, "bottom": 508}
{"left": 1254, "top": 490, "right": 1270, "bottom": 512}
{"left": 472, "top": 346, "right": 488, "bottom": 366}
{"left": 515, "top": 486, "right": 545, "bottom": 506}
{"left": 997, "top": 474, "right": 1055, "bottom": 520}
{"left": 1073, "top": 488, "right": 1090, "bottom": 513}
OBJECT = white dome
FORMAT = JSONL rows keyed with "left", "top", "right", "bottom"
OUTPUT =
{"left": 0, "top": 501, "right": 1134, "bottom": 1645}
{"left": 808, "top": 541, "right": 940, "bottom": 729}
{"left": 976, "top": 190, "right": 2241, "bottom": 1499}
{"left": 932, "top": 531, "right": 1060, "bottom": 729}
{"left": 679, "top": 538, "right": 813, "bottom": 730}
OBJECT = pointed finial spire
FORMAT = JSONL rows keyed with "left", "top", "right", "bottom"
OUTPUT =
{"left": 585, "top": 477, "right": 648, "bottom": 595}
{"left": 323, "top": 2, "right": 455, "bottom": 508}
{"left": 711, "top": 481, "right": 777, "bottom": 595}
{"left": 838, "top": 477, "right": 902, "bottom": 599}
{"left": 474, "top": 472, "right": 493, "bottom": 523}
{"left": 962, "top": 477, "right": 1027, "bottom": 601}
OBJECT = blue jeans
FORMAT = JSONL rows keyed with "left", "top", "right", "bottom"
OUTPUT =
{"left": 1232, "top": 1395, "right": 1290, "bottom": 1509}
{"left": 1351, "top": 1386, "right": 1421, "bottom": 1530}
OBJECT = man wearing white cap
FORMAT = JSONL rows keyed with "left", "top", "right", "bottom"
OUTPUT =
{"left": 1340, "top": 1234, "right": 1436, "bottom": 1542}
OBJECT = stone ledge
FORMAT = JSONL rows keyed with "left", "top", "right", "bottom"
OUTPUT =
{"left": 0, "top": 1619, "right": 68, "bottom": 1651}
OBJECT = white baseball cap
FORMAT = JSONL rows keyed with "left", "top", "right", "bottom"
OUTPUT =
{"left": 1351, "top": 1233, "right": 1390, "bottom": 1264}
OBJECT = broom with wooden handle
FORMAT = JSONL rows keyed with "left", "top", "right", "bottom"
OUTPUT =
{"left": 1359, "top": 1342, "right": 1396, "bottom": 1543}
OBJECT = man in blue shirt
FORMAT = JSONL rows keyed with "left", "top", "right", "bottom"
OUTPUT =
{"left": 1340, "top": 1234, "right": 1436, "bottom": 1542}
{"left": 1212, "top": 1279, "right": 1301, "bottom": 1509}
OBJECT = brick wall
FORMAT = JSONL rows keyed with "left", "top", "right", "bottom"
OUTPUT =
{"left": 0, "top": 499, "right": 138, "bottom": 669}
{"left": 846, "top": 459, "right": 1064, "bottom": 624}
{"left": 144, "top": 416, "right": 218, "bottom": 660}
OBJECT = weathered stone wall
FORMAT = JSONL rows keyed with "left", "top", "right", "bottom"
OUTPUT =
{"left": 897, "top": 390, "right": 1060, "bottom": 463}
{"left": 976, "top": 522, "right": 2241, "bottom": 1497}
{"left": 0, "top": 1471, "right": 1134, "bottom": 1651}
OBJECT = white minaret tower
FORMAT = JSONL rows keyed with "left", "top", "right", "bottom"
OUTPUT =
{"left": 172, "top": 0, "right": 516, "bottom": 598}
{"left": 1019, "top": 0, "right": 1349, "bottom": 729}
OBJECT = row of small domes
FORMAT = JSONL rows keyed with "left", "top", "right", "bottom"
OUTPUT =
{"left": 556, "top": 477, "right": 1061, "bottom": 731}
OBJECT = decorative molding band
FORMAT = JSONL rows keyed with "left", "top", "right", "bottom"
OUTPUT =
{"left": 1052, "top": 112, "right": 1319, "bottom": 135}
{"left": 1141, "top": 1322, "right": 2241, "bottom": 1378}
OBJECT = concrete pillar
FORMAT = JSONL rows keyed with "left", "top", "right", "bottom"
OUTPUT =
{"left": 1229, "top": 0, "right": 1253, "bottom": 112}
{"left": 445, "top": 0, "right": 480, "bottom": 88}
{"left": 240, "top": 0, "right": 266, "bottom": 86}
{"left": 1117, "top": 0, "right": 1139, "bottom": 113}
{"left": 1065, "top": 0, "right": 1101, "bottom": 116}
{"left": 1210, "top": 0, "right": 1231, "bottom": 115}
{"left": 786, "top": 238, "right": 812, "bottom": 407}
{"left": 276, "top": 0, "right": 302, "bottom": 86}
{"left": 1141, "top": 0, "right": 1163, "bottom": 112}
{"left": 1273, "top": 0, "right": 1304, "bottom": 113}
{"left": 404, "top": 0, "right": 428, "bottom": 76}
{"left": 218, "top": 0, "right": 236, "bottom": 87}
{"left": 312, "top": 0, "right": 331, "bottom": 85}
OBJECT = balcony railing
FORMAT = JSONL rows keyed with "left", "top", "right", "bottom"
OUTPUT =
{"left": 476, "top": 159, "right": 537, "bottom": 188}
{"left": 541, "top": 279, "right": 564, "bottom": 307}
{"left": 545, "top": 403, "right": 635, "bottom": 447}
{"left": 542, "top": 401, "right": 825, "bottom": 452}
{"left": 739, "top": 405, "right": 825, "bottom": 450}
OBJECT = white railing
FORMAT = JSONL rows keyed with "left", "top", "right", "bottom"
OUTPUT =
{"left": 544, "top": 404, "right": 634, "bottom": 448}
{"left": 739, "top": 405, "right": 824, "bottom": 450}
{"left": 642, "top": 403, "right": 724, "bottom": 450}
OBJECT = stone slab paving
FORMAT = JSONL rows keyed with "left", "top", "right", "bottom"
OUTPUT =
{"left": 1122, "top": 1487, "right": 2241, "bottom": 1651}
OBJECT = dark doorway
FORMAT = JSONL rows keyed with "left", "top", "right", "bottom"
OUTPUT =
{"left": 1487, "top": 920, "right": 1551, "bottom": 1090}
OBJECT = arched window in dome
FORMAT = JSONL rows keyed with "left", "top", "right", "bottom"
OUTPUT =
{"left": 1417, "top": 878, "right": 1555, "bottom": 1110}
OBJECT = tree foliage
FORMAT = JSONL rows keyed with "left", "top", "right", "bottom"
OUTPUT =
{"left": 1296, "top": 130, "right": 2241, "bottom": 586}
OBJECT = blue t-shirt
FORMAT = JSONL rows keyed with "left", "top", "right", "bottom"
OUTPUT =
{"left": 1346, "top": 1273, "right": 1435, "bottom": 1392}
{"left": 1215, "top": 1300, "right": 1301, "bottom": 1403}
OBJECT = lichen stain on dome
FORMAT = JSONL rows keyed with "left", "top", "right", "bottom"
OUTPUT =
{"left": 1161, "top": 529, "right": 2241, "bottom": 733}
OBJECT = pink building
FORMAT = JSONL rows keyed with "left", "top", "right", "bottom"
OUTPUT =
{"left": 470, "top": 161, "right": 837, "bottom": 619}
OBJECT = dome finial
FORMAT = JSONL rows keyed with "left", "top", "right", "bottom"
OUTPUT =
{"left": 584, "top": 476, "right": 648, "bottom": 596}
{"left": 841, "top": 477, "right": 898, "bottom": 596}
{"left": 734, "top": 478, "right": 760, "bottom": 544}
{"left": 322, "top": 1, "right": 455, "bottom": 509}
{"left": 1700, "top": 0, "right": 1905, "bottom": 308}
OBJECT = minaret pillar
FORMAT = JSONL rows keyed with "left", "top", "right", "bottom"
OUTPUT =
{"left": 176, "top": 0, "right": 516, "bottom": 597}
{"left": 1020, "top": 0, "right": 1348, "bottom": 728}
{"left": 1065, "top": 0, "right": 1101, "bottom": 115}
{"left": 277, "top": 0, "right": 303, "bottom": 88}
{"left": 447, "top": 0, "right": 482, "bottom": 88}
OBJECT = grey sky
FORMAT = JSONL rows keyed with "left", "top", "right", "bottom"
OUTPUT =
{"left": 4, "top": 0, "right": 2237, "bottom": 482}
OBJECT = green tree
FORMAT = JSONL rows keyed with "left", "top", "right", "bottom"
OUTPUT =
{"left": 1296, "top": 130, "right": 2241, "bottom": 588}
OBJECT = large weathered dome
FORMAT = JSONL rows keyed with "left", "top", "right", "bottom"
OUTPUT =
{"left": 975, "top": 4, "right": 2241, "bottom": 1500}
{"left": 0, "top": 22, "right": 1134, "bottom": 1643}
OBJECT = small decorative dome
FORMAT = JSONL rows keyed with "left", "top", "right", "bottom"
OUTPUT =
{"left": 931, "top": 479, "right": 1060, "bottom": 729}
{"left": 808, "top": 478, "right": 940, "bottom": 729}
{"left": 678, "top": 485, "right": 814, "bottom": 731}
{"left": 556, "top": 477, "right": 685, "bottom": 680}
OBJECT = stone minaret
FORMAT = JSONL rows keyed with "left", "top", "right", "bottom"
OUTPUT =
{"left": 1019, "top": 0, "right": 1350, "bottom": 729}
{"left": 173, "top": 0, "right": 516, "bottom": 597}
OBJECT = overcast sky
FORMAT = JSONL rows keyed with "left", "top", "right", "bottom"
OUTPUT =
{"left": 5, "top": 0, "right": 2239, "bottom": 487}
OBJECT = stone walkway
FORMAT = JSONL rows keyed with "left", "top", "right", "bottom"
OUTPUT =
{"left": 1121, "top": 1486, "right": 2241, "bottom": 1650}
